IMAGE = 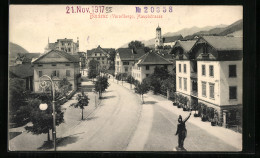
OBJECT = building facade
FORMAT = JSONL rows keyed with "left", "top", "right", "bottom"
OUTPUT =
{"left": 132, "top": 51, "right": 174, "bottom": 82}
{"left": 174, "top": 36, "right": 242, "bottom": 126}
{"left": 32, "top": 50, "right": 80, "bottom": 92}
{"left": 45, "top": 38, "right": 79, "bottom": 55}
{"left": 87, "top": 45, "right": 115, "bottom": 70}
{"left": 115, "top": 48, "right": 146, "bottom": 76}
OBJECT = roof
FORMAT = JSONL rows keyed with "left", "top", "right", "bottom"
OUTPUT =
{"left": 201, "top": 36, "right": 243, "bottom": 51}
{"left": 9, "top": 64, "right": 34, "bottom": 78}
{"left": 87, "top": 46, "right": 115, "bottom": 57}
{"left": 116, "top": 48, "right": 146, "bottom": 60}
{"left": 32, "top": 50, "right": 79, "bottom": 64}
{"left": 137, "top": 51, "right": 173, "bottom": 65}
{"left": 163, "top": 35, "right": 183, "bottom": 43}
{"left": 174, "top": 40, "right": 197, "bottom": 53}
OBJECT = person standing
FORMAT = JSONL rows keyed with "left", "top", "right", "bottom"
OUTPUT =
{"left": 175, "top": 112, "right": 191, "bottom": 150}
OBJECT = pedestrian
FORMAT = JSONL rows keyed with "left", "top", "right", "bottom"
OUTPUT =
{"left": 175, "top": 111, "right": 191, "bottom": 150}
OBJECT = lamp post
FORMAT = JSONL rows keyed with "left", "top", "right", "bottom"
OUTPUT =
{"left": 39, "top": 75, "right": 57, "bottom": 151}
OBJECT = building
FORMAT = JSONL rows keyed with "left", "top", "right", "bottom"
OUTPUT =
{"left": 9, "top": 64, "right": 34, "bottom": 91}
{"left": 87, "top": 45, "right": 115, "bottom": 70}
{"left": 115, "top": 48, "right": 146, "bottom": 76}
{"left": 32, "top": 50, "right": 81, "bottom": 92}
{"left": 155, "top": 25, "right": 183, "bottom": 49}
{"left": 132, "top": 51, "right": 174, "bottom": 82}
{"left": 45, "top": 38, "right": 79, "bottom": 55}
{"left": 174, "top": 36, "right": 242, "bottom": 127}
{"left": 15, "top": 53, "right": 41, "bottom": 65}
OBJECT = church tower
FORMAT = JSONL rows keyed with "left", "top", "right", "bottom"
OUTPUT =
{"left": 155, "top": 25, "right": 163, "bottom": 49}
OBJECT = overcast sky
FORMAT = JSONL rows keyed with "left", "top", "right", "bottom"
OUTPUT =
{"left": 9, "top": 5, "right": 242, "bottom": 53}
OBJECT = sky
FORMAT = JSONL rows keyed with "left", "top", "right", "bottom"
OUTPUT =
{"left": 9, "top": 5, "right": 242, "bottom": 53}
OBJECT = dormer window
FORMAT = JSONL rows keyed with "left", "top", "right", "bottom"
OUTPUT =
{"left": 202, "top": 44, "right": 209, "bottom": 57}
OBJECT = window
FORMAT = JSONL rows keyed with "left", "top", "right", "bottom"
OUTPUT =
{"left": 102, "top": 57, "right": 104, "bottom": 60}
{"left": 52, "top": 70, "right": 59, "bottom": 77}
{"left": 229, "top": 86, "right": 237, "bottom": 99}
{"left": 66, "top": 70, "right": 70, "bottom": 77}
{"left": 184, "top": 78, "right": 187, "bottom": 91}
{"left": 117, "top": 61, "right": 119, "bottom": 65}
{"left": 209, "top": 83, "right": 215, "bottom": 99}
{"left": 179, "top": 64, "right": 181, "bottom": 72}
{"left": 209, "top": 65, "right": 214, "bottom": 77}
{"left": 202, "top": 82, "right": 206, "bottom": 97}
{"left": 184, "top": 64, "right": 186, "bottom": 73}
{"left": 179, "top": 77, "right": 182, "bottom": 89}
{"left": 52, "top": 64, "right": 56, "bottom": 66}
{"left": 97, "top": 57, "right": 100, "bottom": 60}
{"left": 146, "top": 65, "right": 150, "bottom": 70}
{"left": 65, "top": 63, "right": 70, "bottom": 66}
{"left": 95, "top": 53, "right": 97, "bottom": 56}
{"left": 102, "top": 61, "right": 104, "bottom": 64}
{"left": 39, "top": 71, "right": 42, "bottom": 77}
{"left": 62, "top": 42, "right": 64, "bottom": 46}
{"left": 164, "top": 65, "right": 168, "bottom": 69}
{"left": 202, "top": 65, "right": 206, "bottom": 76}
{"left": 61, "top": 48, "right": 64, "bottom": 51}
{"left": 38, "top": 64, "right": 43, "bottom": 67}
{"left": 68, "top": 48, "right": 71, "bottom": 52}
{"left": 146, "top": 74, "right": 149, "bottom": 77}
{"left": 229, "top": 65, "right": 237, "bottom": 77}
{"left": 125, "top": 67, "right": 128, "bottom": 72}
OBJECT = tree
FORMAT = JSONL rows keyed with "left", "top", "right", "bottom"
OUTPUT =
{"left": 25, "top": 93, "right": 64, "bottom": 142}
{"left": 70, "top": 91, "right": 90, "bottom": 120}
{"left": 128, "top": 40, "right": 145, "bottom": 50}
{"left": 9, "top": 78, "right": 29, "bottom": 126}
{"left": 134, "top": 81, "right": 149, "bottom": 104}
{"left": 57, "top": 78, "right": 72, "bottom": 98}
{"left": 95, "top": 76, "right": 109, "bottom": 99}
{"left": 108, "top": 50, "right": 116, "bottom": 70}
{"left": 88, "top": 60, "right": 99, "bottom": 80}
{"left": 161, "top": 75, "right": 176, "bottom": 99}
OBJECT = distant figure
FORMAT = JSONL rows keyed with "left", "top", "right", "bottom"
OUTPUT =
{"left": 175, "top": 112, "right": 191, "bottom": 150}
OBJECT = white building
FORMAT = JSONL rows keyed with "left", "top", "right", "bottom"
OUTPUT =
{"left": 132, "top": 51, "right": 174, "bottom": 82}
{"left": 115, "top": 48, "right": 146, "bottom": 76}
{"left": 174, "top": 36, "right": 243, "bottom": 127}
{"left": 45, "top": 38, "right": 79, "bottom": 55}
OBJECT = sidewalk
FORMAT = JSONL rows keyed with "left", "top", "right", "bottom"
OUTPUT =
{"left": 112, "top": 78, "right": 242, "bottom": 150}
{"left": 9, "top": 80, "right": 101, "bottom": 151}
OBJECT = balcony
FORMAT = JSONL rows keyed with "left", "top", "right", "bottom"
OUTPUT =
{"left": 190, "top": 72, "right": 197, "bottom": 78}
{"left": 191, "top": 90, "right": 198, "bottom": 97}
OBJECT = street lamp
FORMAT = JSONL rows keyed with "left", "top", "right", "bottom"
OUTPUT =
{"left": 39, "top": 75, "right": 57, "bottom": 151}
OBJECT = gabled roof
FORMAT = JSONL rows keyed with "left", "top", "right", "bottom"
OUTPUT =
{"left": 32, "top": 50, "right": 79, "bottom": 64}
{"left": 163, "top": 35, "right": 183, "bottom": 43}
{"left": 87, "top": 46, "right": 115, "bottom": 57}
{"left": 200, "top": 36, "right": 243, "bottom": 51}
{"left": 137, "top": 51, "right": 173, "bottom": 65}
{"left": 174, "top": 40, "right": 197, "bottom": 53}
{"left": 116, "top": 48, "right": 146, "bottom": 60}
{"left": 9, "top": 64, "right": 34, "bottom": 78}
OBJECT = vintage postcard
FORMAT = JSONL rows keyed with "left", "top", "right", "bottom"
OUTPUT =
{"left": 8, "top": 5, "right": 243, "bottom": 151}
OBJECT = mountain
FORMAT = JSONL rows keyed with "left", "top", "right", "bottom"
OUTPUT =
{"left": 163, "top": 24, "right": 227, "bottom": 37}
{"left": 183, "top": 19, "right": 243, "bottom": 39}
{"left": 120, "top": 24, "right": 228, "bottom": 48}
{"left": 9, "top": 42, "right": 29, "bottom": 58}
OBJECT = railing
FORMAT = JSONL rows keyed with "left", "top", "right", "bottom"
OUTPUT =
{"left": 191, "top": 90, "right": 198, "bottom": 97}
{"left": 190, "top": 72, "right": 197, "bottom": 78}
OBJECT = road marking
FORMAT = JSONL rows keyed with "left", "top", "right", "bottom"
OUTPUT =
{"left": 126, "top": 105, "right": 154, "bottom": 151}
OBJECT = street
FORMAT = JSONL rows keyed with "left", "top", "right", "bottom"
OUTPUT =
{"left": 9, "top": 78, "right": 241, "bottom": 151}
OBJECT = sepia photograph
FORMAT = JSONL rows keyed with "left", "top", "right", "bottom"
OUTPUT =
{"left": 8, "top": 5, "right": 243, "bottom": 151}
